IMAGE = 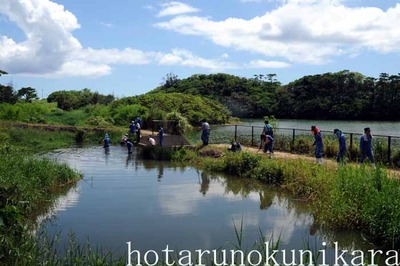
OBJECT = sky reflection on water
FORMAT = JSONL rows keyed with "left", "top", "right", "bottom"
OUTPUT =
{"left": 41, "top": 146, "right": 373, "bottom": 260}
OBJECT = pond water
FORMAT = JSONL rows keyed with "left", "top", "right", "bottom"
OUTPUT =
{"left": 42, "top": 146, "right": 375, "bottom": 263}
{"left": 239, "top": 119, "right": 400, "bottom": 136}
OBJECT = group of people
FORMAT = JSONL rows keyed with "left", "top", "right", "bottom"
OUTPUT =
{"left": 227, "top": 120, "right": 375, "bottom": 166}
{"left": 258, "top": 120, "right": 274, "bottom": 158}
{"left": 129, "top": 117, "right": 142, "bottom": 143}
{"left": 311, "top": 125, "right": 375, "bottom": 166}
{"left": 122, "top": 123, "right": 164, "bottom": 150}
{"left": 227, "top": 120, "right": 275, "bottom": 157}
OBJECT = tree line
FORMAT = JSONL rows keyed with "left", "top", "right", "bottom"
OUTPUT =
{"left": 154, "top": 70, "right": 400, "bottom": 120}
{"left": 2, "top": 69, "right": 400, "bottom": 122}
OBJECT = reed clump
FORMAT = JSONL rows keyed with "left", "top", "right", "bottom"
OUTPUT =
{"left": 0, "top": 145, "right": 82, "bottom": 264}
{"left": 174, "top": 148, "right": 400, "bottom": 247}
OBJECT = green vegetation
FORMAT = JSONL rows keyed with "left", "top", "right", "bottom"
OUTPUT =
{"left": 0, "top": 145, "right": 82, "bottom": 264}
{"left": 173, "top": 147, "right": 400, "bottom": 247}
{"left": 0, "top": 123, "right": 125, "bottom": 152}
{"left": 47, "top": 88, "right": 115, "bottom": 110}
{"left": 110, "top": 92, "right": 230, "bottom": 126}
{"left": 0, "top": 91, "right": 230, "bottom": 134}
{"left": 154, "top": 71, "right": 400, "bottom": 120}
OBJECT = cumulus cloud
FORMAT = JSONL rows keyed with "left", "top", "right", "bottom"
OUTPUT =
{"left": 157, "top": 2, "right": 200, "bottom": 17}
{"left": 155, "top": 0, "right": 400, "bottom": 64}
{"left": 0, "top": 0, "right": 232, "bottom": 77}
{"left": 0, "top": 0, "right": 82, "bottom": 74}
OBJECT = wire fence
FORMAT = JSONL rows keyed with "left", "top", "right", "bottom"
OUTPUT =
{"left": 191, "top": 125, "right": 400, "bottom": 166}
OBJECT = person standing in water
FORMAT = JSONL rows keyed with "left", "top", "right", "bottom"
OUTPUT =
{"left": 126, "top": 139, "right": 133, "bottom": 154}
{"left": 103, "top": 133, "right": 111, "bottom": 148}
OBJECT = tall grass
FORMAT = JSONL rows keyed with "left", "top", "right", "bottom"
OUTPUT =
{"left": 0, "top": 101, "right": 54, "bottom": 123}
{"left": 0, "top": 146, "right": 82, "bottom": 264}
{"left": 174, "top": 148, "right": 400, "bottom": 247}
{"left": 0, "top": 124, "right": 126, "bottom": 152}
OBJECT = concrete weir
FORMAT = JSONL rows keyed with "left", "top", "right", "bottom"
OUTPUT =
{"left": 137, "top": 134, "right": 192, "bottom": 148}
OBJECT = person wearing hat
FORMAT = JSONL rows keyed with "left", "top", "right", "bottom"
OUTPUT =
{"left": 129, "top": 121, "right": 136, "bottom": 135}
{"left": 103, "top": 133, "right": 110, "bottom": 148}
{"left": 334, "top": 129, "right": 347, "bottom": 164}
{"left": 200, "top": 119, "right": 210, "bottom": 146}
{"left": 359, "top": 127, "right": 375, "bottom": 166}
{"left": 311, "top": 126, "right": 323, "bottom": 164}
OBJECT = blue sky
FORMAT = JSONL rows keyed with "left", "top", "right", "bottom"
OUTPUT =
{"left": 1, "top": 0, "right": 400, "bottom": 98}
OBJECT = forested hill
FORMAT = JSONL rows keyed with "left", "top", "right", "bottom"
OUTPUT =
{"left": 151, "top": 71, "right": 400, "bottom": 120}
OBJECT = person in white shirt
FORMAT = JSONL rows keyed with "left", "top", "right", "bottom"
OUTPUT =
{"left": 148, "top": 137, "right": 156, "bottom": 146}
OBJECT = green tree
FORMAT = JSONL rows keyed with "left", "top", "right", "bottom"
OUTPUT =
{"left": 17, "top": 87, "right": 39, "bottom": 102}
{"left": 0, "top": 84, "right": 17, "bottom": 104}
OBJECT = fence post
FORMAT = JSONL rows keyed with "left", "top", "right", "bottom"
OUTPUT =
{"left": 350, "top": 133, "right": 353, "bottom": 148}
{"left": 234, "top": 125, "right": 237, "bottom": 142}
{"left": 251, "top": 126, "right": 254, "bottom": 146}
{"left": 388, "top": 136, "right": 392, "bottom": 164}
{"left": 291, "top": 129, "right": 296, "bottom": 151}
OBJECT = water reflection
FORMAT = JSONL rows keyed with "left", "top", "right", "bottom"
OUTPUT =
{"left": 125, "top": 153, "right": 132, "bottom": 168}
{"left": 199, "top": 171, "right": 210, "bottom": 195}
{"left": 157, "top": 164, "right": 164, "bottom": 181}
{"left": 42, "top": 146, "right": 375, "bottom": 260}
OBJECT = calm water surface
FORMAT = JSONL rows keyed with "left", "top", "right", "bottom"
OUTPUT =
{"left": 42, "top": 146, "right": 374, "bottom": 261}
{"left": 240, "top": 119, "right": 400, "bottom": 136}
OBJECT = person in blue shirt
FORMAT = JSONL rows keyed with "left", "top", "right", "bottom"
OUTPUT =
{"left": 103, "top": 133, "right": 110, "bottom": 148}
{"left": 135, "top": 117, "right": 141, "bottom": 127}
{"left": 262, "top": 120, "right": 274, "bottom": 137}
{"left": 359, "top": 127, "right": 375, "bottom": 166}
{"left": 257, "top": 133, "right": 274, "bottom": 158}
{"left": 129, "top": 121, "right": 136, "bottom": 135}
{"left": 126, "top": 139, "right": 133, "bottom": 154}
{"left": 311, "top": 126, "right": 323, "bottom": 164}
{"left": 201, "top": 119, "right": 210, "bottom": 146}
{"left": 228, "top": 141, "right": 242, "bottom": 152}
{"left": 264, "top": 134, "right": 274, "bottom": 158}
{"left": 158, "top": 126, "right": 164, "bottom": 146}
{"left": 334, "top": 129, "right": 347, "bottom": 164}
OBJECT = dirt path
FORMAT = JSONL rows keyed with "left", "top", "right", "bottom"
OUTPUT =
{"left": 214, "top": 144, "right": 400, "bottom": 177}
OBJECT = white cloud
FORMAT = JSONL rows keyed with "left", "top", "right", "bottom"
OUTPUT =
{"left": 157, "top": 2, "right": 200, "bottom": 17}
{"left": 155, "top": 1, "right": 400, "bottom": 64}
{"left": 0, "top": 0, "right": 232, "bottom": 77}
{"left": 100, "top": 22, "right": 113, "bottom": 28}
{"left": 157, "top": 48, "right": 238, "bottom": 71}
{"left": 0, "top": 0, "right": 82, "bottom": 74}
{"left": 247, "top": 59, "right": 291, "bottom": 68}
{"left": 143, "top": 5, "right": 154, "bottom": 10}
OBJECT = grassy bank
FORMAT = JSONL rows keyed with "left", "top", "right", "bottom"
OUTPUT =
{"left": 0, "top": 145, "right": 82, "bottom": 264}
{"left": 172, "top": 146, "right": 400, "bottom": 248}
{"left": 0, "top": 123, "right": 136, "bottom": 265}
{"left": 0, "top": 122, "right": 126, "bottom": 153}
